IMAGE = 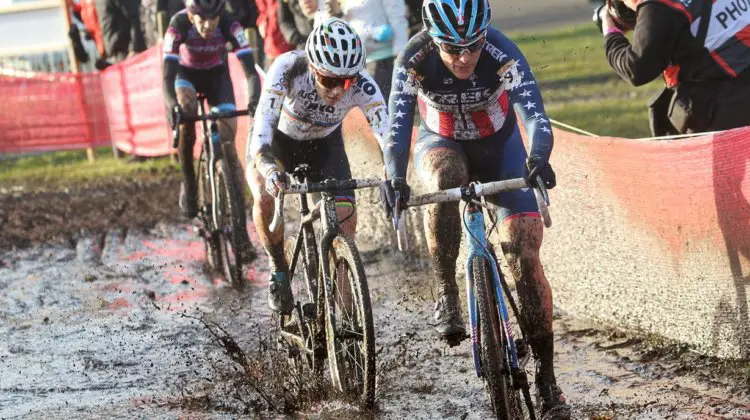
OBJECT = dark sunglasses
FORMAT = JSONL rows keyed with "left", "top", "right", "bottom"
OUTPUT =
{"left": 437, "top": 34, "right": 486, "bottom": 56}
{"left": 315, "top": 70, "right": 358, "bottom": 90}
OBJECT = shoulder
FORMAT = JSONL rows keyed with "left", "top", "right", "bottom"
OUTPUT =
{"left": 353, "top": 70, "right": 383, "bottom": 98}
{"left": 168, "top": 10, "right": 191, "bottom": 32}
{"left": 639, "top": 0, "right": 696, "bottom": 21}
{"left": 267, "top": 51, "right": 309, "bottom": 88}
{"left": 483, "top": 27, "right": 522, "bottom": 62}
{"left": 395, "top": 30, "right": 435, "bottom": 70}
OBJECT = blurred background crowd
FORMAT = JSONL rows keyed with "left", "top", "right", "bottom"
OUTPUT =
{"left": 48, "top": 0, "right": 421, "bottom": 96}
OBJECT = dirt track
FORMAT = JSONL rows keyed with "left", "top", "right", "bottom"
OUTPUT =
{"left": 2, "top": 176, "right": 749, "bottom": 418}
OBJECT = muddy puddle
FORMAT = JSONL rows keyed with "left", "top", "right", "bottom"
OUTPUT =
{"left": 1, "top": 222, "right": 749, "bottom": 419}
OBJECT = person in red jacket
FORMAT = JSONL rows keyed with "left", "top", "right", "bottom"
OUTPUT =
{"left": 79, "top": 0, "right": 105, "bottom": 58}
{"left": 256, "top": 0, "right": 293, "bottom": 68}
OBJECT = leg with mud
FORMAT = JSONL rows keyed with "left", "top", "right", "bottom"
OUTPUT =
{"left": 176, "top": 88, "right": 199, "bottom": 218}
{"left": 418, "top": 147, "right": 469, "bottom": 345}
{"left": 248, "top": 161, "right": 292, "bottom": 314}
{"left": 495, "top": 216, "right": 570, "bottom": 419}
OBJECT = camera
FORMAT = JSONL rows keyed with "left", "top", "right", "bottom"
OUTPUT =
{"left": 593, "top": 0, "right": 637, "bottom": 33}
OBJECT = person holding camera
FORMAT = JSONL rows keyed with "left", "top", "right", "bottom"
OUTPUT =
{"left": 595, "top": 0, "right": 750, "bottom": 136}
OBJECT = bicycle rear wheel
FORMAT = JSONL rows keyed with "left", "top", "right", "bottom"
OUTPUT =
{"left": 324, "top": 235, "right": 375, "bottom": 408}
{"left": 473, "top": 256, "right": 523, "bottom": 419}
{"left": 214, "top": 158, "right": 244, "bottom": 289}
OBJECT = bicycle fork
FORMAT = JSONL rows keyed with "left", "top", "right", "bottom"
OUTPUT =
{"left": 462, "top": 205, "right": 522, "bottom": 378}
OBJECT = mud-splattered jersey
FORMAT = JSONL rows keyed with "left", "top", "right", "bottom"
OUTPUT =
{"left": 384, "top": 28, "right": 554, "bottom": 179}
{"left": 247, "top": 50, "right": 389, "bottom": 158}
{"left": 163, "top": 10, "right": 253, "bottom": 69}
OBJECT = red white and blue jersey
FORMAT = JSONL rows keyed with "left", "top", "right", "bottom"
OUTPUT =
{"left": 384, "top": 28, "right": 554, "bottom": 179}
{"left": 163, "top": 10, "right": 254, "bottom": 69}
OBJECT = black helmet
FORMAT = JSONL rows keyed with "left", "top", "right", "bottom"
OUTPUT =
{"left": 186, "top": 0, "right": 225, "bottom": 17}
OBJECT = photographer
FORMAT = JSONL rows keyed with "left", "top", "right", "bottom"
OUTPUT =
{"left": 595, "top": 0, "right": 750, "bottom": 136}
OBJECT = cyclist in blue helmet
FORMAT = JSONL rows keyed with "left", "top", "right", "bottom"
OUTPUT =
{"left": 380, "top": 0, "right": 569, "bottom": 417}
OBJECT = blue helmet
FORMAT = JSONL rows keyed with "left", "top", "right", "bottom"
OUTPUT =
{"left": 422, "top": 0, "right": 491, "bottom": 45}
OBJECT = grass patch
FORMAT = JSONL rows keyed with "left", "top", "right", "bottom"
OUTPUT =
{"left": 0, "top": 148, "right": 179, "bottom": 187}
{"left": 510, "top": 24, "right": 664, "bottom": 138}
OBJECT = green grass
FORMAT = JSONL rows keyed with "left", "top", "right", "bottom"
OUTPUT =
{"left": 0, "top": 148, "right": 179, "bottom": 187}
{"left": 510, "top": 24, "right": 663, "bottom": 138}
{"left": 0, "top": 24, "right": 662, "bottom": 183}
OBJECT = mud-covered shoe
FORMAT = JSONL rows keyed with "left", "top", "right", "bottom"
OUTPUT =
{"left": 179, "top": 181, "right": 198, "bottom": 218}
{"left": 433, "top": 295, "right": 467, "bottom": 346}
{"left": 268, "top": 272, "right": 293, "bottom": 315}
{"left": 537, "top": 382, "right": 571, "bottom": 420}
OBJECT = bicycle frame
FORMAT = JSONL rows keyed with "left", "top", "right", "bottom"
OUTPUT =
{"left": 280, "top": 177, "right": 357, "bottom": 353}
{"left": 196, "top": 97, "right": 223, "bottom": 227}
{"left": 462, "top": 202, "right": 523, "bottom": 379}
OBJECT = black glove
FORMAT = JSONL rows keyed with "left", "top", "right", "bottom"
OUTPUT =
{"left": 169, "top": 104, "right": 183, "bottom": 128}
{"left": 526, "top": 156, "right": 556, "bottom": 190}
{"left": 379, "top": 177, "right": 410, "bottom": 218}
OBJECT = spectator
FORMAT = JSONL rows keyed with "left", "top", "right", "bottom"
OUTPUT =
{"left": 318, "top": 0, "right": 408, "bottom": 99}
{"left": 596, "top": 0, "right": 750, "bottom": 135}
{"left": 156, "top": 0, "right": 186, "bottom": 38}
{"left": 257, "top": 0, "right": 293, "bottom": 68}
{"left": 79, "top": 0, "right": 106, "bottom": 58}
{"left": 95, "top": 0, "right": 147, "bottom": 62}
{"left": 278, "top": 0, "right": 316, "bottom": 50}
{"left": 403, "top": 0, "right": 421, "bottom": 36}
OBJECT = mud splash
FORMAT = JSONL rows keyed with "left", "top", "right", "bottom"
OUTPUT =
{"left": 1, "top": 223, "right": 749, "bottom": 419}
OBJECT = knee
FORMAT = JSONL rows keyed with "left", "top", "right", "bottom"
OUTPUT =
{"left": 500, "top": 219, "right": 543, "bottom": 274}
{"left": 176, "top": 93, "right": 198, "bottom": 117}
{"left": 430, "top": 159, "right": 468, "bottom": 190}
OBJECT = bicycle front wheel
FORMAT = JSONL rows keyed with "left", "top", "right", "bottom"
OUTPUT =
{"left": 324, "top": 234, "right": 375, "bottom": 408}
{"left": 214, "top": 159, "right": 244, "bottom": 289}
{"left": 473, "top": 256, "right": 523, "bottom": 419}
{"left": 197, "top": 152, "right": 221, "bottom": 272}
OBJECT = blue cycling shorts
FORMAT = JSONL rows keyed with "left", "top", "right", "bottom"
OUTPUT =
{"left": 413, "top": 124, "right": 540, "bottom": 222}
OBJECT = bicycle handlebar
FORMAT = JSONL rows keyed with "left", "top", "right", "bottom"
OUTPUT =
{"left": 394, "top": 176, "right": 552, "bottom": 251}
{"left": 171, "top": 109, "right": 250, "bottom": 148}
{"left": 268, "top": 176, "right": 383, "bottom": 232}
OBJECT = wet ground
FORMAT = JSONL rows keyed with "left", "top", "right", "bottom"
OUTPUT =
{"left": 2, "top": 179, "right": 750, "bottom": 419}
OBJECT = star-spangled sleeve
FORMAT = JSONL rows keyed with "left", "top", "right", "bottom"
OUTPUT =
{"left": 494, "top": 31, "right": 554, "bottom": 162}
{"left": 383, "top": 35, "right": 428, "bottom": 180}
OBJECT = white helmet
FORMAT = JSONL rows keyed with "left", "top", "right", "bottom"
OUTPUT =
{"left": 305, "top": 17, "right": 366, "bottom": 78}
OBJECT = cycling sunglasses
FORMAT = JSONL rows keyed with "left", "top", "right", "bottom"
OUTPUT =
{"left": 437, "top": 34, "right": 487, "bottom": 56}
{"left": 314, "top": 70, "right": 358, "bottom": 90}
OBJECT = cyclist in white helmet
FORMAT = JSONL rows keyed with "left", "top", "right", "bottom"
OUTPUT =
{"left": 246, "top": 17, "right": 389, "bottom": 314}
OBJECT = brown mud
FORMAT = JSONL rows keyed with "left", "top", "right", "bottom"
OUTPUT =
{"left": 1, "top": 175, "right": 749, "bottom": 419}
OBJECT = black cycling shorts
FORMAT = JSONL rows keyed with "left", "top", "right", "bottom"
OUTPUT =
{"left": 270, "top": 126, "right": 355, "bottom": 202}
{"left": 175, "top": 64, "right": 236, "bottom": 111}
